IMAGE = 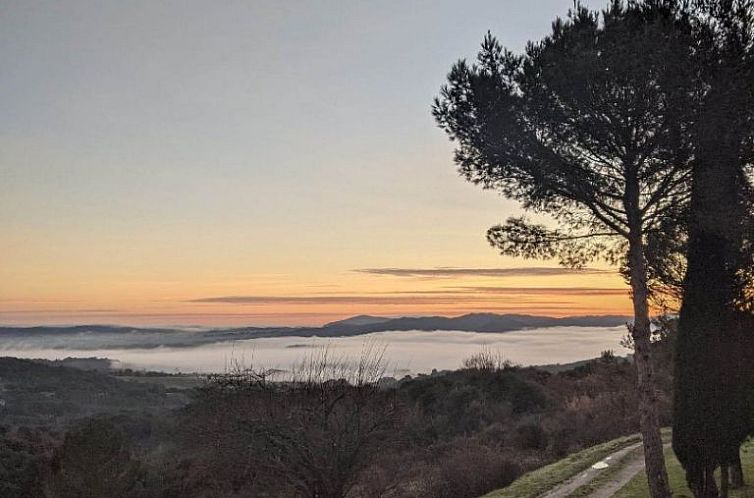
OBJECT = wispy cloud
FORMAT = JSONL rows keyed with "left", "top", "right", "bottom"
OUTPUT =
{"left": 0, "top": 308, "right": 121, "bottom": 314}
{"left": 370, "top": 287, "right": 626, "bottom": 296}
{"left": 190, "top": 286, "right": 625, "bottom": 306}
{"left": 353, "top": 267, "right": 611, "bottom": 278}
{"left": 455, "top": 287, "right": 627, "bottom": 296}
{"left": 191, "top": 295, "right": 481, "bottom": 305}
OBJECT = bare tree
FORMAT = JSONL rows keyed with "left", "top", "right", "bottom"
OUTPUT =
{"left": 181, "top": 347, "right": 400, "bottom": 498}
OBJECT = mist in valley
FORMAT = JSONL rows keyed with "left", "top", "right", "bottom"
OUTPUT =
{"left": 0, "top": 325, "right": 631, "bottom": 374}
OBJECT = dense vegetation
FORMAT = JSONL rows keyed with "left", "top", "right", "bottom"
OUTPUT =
{"left": 0, "top": 345, "right": 673, "bottom": 498}
{"left": 0, "top": 358, "right": 180, "bottom": 498}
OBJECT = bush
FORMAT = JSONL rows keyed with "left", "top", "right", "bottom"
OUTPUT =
{"left": 513, "top": 421, "right": 548, "bottom": 450}
{"left": 46, "top": 417, "right": 146, "bottom": 498}
{"left": 420, "top": 441, "right": 520, "bottom": 498}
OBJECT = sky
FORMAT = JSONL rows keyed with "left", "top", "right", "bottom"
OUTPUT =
{"left": 0, "top": 0, "right": 631, "bottom": 327}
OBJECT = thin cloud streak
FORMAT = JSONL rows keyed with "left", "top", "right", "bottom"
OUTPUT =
{"left": 353, "top": 267, "right": 611, "bottom": 278}
{"left": 191, "top": 295, "right": 489, "bottom": 305}
{"left": 454, "top": 287, "right": 628, "bottom": 296}
{"left": 0, "top": 308, "right": 121, "bottom": 314}
{"left": 190, "top": 287, "right": 626, "bottom": 306}
{"left": 352, "top": 287, "right": 626, "bottom": 296}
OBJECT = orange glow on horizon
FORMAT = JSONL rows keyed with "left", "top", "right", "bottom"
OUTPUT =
{"left": 0, "top": 266, "right": 637, "bottom": 327}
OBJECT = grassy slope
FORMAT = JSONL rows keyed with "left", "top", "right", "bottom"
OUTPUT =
{"left": 614, "top": 440, "right": 754, "bottom": 498}
{"left": 480, "top": 434, "right": 642, "bottom": 498}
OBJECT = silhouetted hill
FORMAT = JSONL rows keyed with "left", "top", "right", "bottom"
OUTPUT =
{"left": 323, "top": 315, "right": 391, "bottom": 327}
{"left": 341, "top": 313, "right": 629, "bottom": 333}
{"left": 0, "top": 313, "right": 630, "bottom": 350}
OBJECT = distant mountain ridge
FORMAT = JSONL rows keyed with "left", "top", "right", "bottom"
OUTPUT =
{"left": 323, "top": 315, "right": 391, "bottom": 327}
{"left": 325, "top": 313, "right": 630, "bottom": 334}
{"left": 0, "top": 313, "right": 630, "bottom": 350}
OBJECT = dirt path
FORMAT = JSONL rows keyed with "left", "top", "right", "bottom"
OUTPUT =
{"left": 584, "top": 451, "right": 647, "bottom": 498}
{"left": 536, "top": 442, "right": 642, "bottom": 498}
{"left": 585, "top": 443, "right": 672, "bottom": 498}
{"left": 536, "top": 442, "right": 672, "bottom": 498}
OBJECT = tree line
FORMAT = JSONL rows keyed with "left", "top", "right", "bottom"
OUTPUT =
{"left": 433, "top": 1, "right": 754, "bottom": 497}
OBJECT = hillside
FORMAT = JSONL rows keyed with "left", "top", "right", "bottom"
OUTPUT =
{"left": 0, "top": 351, "right": 670, "bottom": 498}
{"left": 0, "top": 357, "right": 183, "bottom": 428}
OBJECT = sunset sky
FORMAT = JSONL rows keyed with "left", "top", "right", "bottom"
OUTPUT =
{"left": 0, "top": 0, "right": 631, "bottom": 327}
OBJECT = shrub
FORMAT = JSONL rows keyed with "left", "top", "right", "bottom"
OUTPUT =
{"left": 420, "top": 441, "right": 520, "bottom": 498}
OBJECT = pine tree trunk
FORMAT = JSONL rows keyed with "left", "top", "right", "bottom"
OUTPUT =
{"left": 628, "top": 234, "right": 671, "bottom": 498}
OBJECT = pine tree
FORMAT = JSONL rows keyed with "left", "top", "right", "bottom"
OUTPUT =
{"left": 433, "top": 3, "right": 698, "bottom": 496}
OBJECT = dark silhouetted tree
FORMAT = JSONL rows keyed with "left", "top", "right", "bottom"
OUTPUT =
{"left": 671, "top": 1, "right": 754, "bottom": 497}
{"left": 433, "top": 3, "right": 699, "bottom": 497}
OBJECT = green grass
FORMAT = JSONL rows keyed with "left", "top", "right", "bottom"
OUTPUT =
{"left": 480, "top": 434, "right": 642, "bottom": 498}
{"left": 613, "top": 440, "right": 754, "bottom": 498}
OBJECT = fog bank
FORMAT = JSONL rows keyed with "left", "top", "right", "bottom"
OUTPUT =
{"left": 0, "top": 326, "right": 630, "bottom": 375}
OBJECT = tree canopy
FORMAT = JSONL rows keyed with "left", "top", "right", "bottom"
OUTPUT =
{"left": 433, "top": 2, "right": 696, "bottom": 272}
